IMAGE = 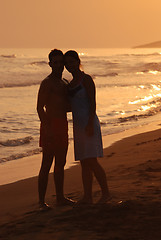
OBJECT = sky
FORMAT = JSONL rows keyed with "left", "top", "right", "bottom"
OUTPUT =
{"left": 0, "top": 0, "right": 161, "bottom": 48}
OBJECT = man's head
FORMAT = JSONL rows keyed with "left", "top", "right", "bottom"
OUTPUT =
{"left": 48, "top": 49, "right": 64, "bottom": 74}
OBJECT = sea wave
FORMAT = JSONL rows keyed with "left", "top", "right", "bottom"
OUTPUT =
{"left": 30, "top": 60, "right": 47, "bottom": 66}
{"left": 140, "top": 62, "right": 161, "bottom": 72}
{"left": 0, "top": 148, "right": 41, "bottom": 163}
{"left": 0, "top": 54, "right": 16, "bottom": 58}
{"left": 92, "top": 72, "right": 118, "bottom": 78}
{"left": 0, "top": 71, "right": 118, "bottom": 89}
{"left": 83, "top": 59, "right": 118, "bottom": 66}
{"left": 99, "top": 98, "right": 161, "bottom": 127}
{"left": 0, "top": 136, "right": 33, "bottom": 147}
{"left": 120, "top": 52, "right": 161, "bottom": 57}
{"left": 118, "top": 107, "right": 161, "bottom": 123}
{"left": 0, "top": 81, "right": 41, "bottom": 88}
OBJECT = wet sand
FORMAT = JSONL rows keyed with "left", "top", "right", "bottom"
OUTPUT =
{"left": 1, "top": 127, "right": 161, "bottom": 239}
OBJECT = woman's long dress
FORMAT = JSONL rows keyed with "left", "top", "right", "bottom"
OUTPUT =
{"left": 69, "top": 81, "right": 103, "bottom": 161}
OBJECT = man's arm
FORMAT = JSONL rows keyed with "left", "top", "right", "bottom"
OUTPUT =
{"left": 37, "top": 81, "right": 48, "bottom": 123}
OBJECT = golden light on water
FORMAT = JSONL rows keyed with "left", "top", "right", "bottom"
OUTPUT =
{"left": 121, "top": 111, "right": 125, "bottom": 115}
{"left": 149, "top": 71, "right": 158, "bottom": 75}
{"left": 116, "top": 111, "right": 125, "bottom": 115}
{"left": 138, "top": 104, "right": 156, "bottom": 112}
{"left": 136, "top": 72, "right": 144, "bottom": 75}
{"left": 129, "top": 84, "right": 161, "bottom": 106}
{"left": 129, "top": 95, "right": 153, "bottom": 105}
{"left": 79, "top": 52, "right": 85, "bottom": 56}
{"left": 151, "top": 84, "right": 161, "bottom": 91}
{"left": 136, "top": 71, "right": 159, "bottom": 75}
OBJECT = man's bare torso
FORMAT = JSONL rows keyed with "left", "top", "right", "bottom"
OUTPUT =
{"left": 41, "top": 76, "right": 68, "bottom": 119}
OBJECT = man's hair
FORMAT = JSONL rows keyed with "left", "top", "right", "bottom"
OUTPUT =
{"left": 48, "top": 49, "right": 63, "bottom": 62}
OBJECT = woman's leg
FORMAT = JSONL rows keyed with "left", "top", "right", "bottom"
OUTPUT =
{"left": 91, "top": 158, "right": 110, "bottom": 202}
{"left": 80, "top": 159, "right": 93, "bottom": 203}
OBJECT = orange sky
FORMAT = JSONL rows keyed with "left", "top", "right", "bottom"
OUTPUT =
{"left": 0, "top": 0, "right": 161, "bottom": 48}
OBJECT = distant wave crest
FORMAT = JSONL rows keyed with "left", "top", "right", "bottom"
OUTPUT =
{"left": 0, "top": 54, "right": 16, "bottom": 58}
{"left": 141, "top": 62, "right": 161, "bottom": 72}
{"left": 99, "top": 98, "right": 161, "bottom": 127}
{"left": 0, "top": 136, "right": 33, "bottom": 147}
{"left": 118, "top": 107, "right": 161, "bottom": 123}
{"left": 0, "top": 81, "right": 41, "bottom": 88}
{"left": 122, "top": 52, "right": 161, "bottom": 57}
{"left": 0, "top": 148, "right": 41, "bottom": 163}
{"left": 30, "top": 60, "right": 47, "bottom": 65}
{"left": 92, "top": 72, "right": 118, "bottom": 78}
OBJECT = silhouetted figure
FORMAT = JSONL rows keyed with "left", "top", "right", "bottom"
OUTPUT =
{"left": 64, "top": 50, "right": 110, "bottom": 204}
{"left": 37, "top": 49, "right": 74, "bottom": 210}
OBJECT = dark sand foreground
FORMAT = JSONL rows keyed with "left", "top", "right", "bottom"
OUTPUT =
{"left": 1, "top": 128, "right": 161, "bottom": 239}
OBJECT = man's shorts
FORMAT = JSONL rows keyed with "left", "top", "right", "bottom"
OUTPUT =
{"left": 39, "top": 118, "right": 68, "bottom": 154}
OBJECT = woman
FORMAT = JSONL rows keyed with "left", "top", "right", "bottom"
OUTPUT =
{"left": 64, "top": 50, "right": 110, "bottom": 204}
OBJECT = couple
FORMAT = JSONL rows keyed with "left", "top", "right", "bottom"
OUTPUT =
{"left": 37, "top": 49, "right": 110, "bottom": 210}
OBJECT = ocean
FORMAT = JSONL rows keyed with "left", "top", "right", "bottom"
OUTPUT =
{"left": 1, "top": 47, "right": 161, "bottom": 165}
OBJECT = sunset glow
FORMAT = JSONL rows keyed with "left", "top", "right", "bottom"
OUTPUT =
{"left": 1, "top": 0, "right": 161, "bottom": 48}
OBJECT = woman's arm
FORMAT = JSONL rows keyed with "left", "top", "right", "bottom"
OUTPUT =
{"left": 83, "top": 74, "right": 96, "bottom": 136}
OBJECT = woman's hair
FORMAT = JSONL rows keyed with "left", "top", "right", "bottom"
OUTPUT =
{"left": 64, "top": 50, "right": 81, "bottom": 65}
{"left": 48, "top": 49, "right": 63, "bottom": 62}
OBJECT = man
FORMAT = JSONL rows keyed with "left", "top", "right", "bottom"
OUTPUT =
{"left": 37, "top": 49, "right": 73, "bottom": 210}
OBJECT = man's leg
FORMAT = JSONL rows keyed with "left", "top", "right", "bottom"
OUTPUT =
{"left": 54, "top": 150, "right": 75, "bottom": 205}
{"left": 54, "top": 151, "right": 66, "bottom": 204}
{"left": 38, "top": 151, "right": 54, "bottom": 206}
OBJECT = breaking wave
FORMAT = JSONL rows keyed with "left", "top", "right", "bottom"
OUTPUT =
{"left": 118, "top": 105, "right": 161, "bottom": 123}
{"left": 121, "top": 52, "right": 161, "bottom": 57}
{"left": 0, "top": 54, "right": 16, "bottom": 58}
{"left": 0, "top": 136, "right": 33, "bottom": 147}
{"left": 92, "top": 72, "right": 118, "bottom": 78}
{"left": 140, "top": 62, "right": 161, "bottom": 72}
{"left": 0, "top": 148, "right": 41, "bottom": 163}
{"left": 0, "top": 80, "right": 41, "bottom": 88}
{"left": 30, "top": 60, "right": 47, "bottom": 65}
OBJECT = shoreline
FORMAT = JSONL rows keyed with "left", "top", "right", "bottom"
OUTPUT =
{"left": 1, "top": 123, "right": 161, "bottom": 238}
{"left": 0, "top": 120, "right": 161, "bottom": 186}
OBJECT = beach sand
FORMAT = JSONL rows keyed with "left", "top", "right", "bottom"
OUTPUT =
{"left": 1, "top": 126, "right": 161, "bottom": 239}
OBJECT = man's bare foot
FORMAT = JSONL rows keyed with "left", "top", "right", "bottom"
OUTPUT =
{"left": 39, "top": 202, "right": 52, "bottom": 211}
{"left": 96, "top": 195, "right": 112, "bottom": 204}
{"left": 56, "top": 197, "right": 76, "bottom": 206}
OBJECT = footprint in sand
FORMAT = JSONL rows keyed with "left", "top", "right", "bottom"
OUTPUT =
{"left": 105, "top": 152, "right": 115, "bottom": 158}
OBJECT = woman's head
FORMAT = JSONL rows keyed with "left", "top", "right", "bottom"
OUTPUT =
{"left": 64, "top": 50, "right": 81, "bottom": 73}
